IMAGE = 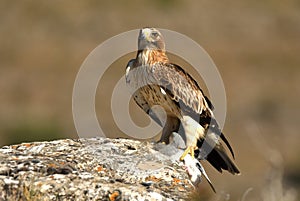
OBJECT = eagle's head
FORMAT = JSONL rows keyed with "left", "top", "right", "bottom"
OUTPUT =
{"left": 138, "top": 27, "right": 165, "bottom": 51}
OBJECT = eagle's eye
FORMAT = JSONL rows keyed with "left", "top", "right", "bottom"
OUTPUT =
{"left": 151, "top": 32, "right": 159, "bottom": 38}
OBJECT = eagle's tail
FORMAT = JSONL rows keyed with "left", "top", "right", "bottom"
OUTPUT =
{"left": 209, "top": 118, "right": 235, "bottom": 159}
{"left": 206, "top": 144, "right": 240, "bottom": 175}
{"left": 197, "top": 117, "right": 241, "bottom": 175}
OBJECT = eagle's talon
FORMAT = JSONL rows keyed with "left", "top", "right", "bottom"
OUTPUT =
{"left": 180, "top": 146, "right": 196, "bottom": 161}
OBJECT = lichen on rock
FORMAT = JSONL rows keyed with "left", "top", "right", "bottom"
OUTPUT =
{"left": 0, "top": 137, "right": 195, "bottom": 201}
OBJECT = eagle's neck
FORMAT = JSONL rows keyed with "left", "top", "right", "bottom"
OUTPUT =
{"left": 136, "top": 49, "right": 169, "bottom": 66}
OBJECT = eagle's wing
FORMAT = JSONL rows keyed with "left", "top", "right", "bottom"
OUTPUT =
{"left": 151, "top": 62, "right": 210, "bottom": 115}
{"left": 151, "top": 62, "right": 239, "bottom": 175}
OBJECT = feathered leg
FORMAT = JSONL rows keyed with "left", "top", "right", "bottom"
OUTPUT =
{"left": 159, "top": 116, "right": 180, "bottom": 144}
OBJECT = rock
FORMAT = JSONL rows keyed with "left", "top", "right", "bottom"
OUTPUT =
{"left": 0, "top": 137, "right": 195, "bottom": 200}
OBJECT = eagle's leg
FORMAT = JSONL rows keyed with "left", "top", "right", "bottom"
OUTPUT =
{"left": 159, "top": 116, "right": 180, "bottom": 144}
{"left": 180, "top": 146, "right": 196, "bottom": 161}
{"left": 180, "top": 135, "right": 199, "bottom": 161}
{"left": 180, "top": 119, "right": 203, "bottom": 161}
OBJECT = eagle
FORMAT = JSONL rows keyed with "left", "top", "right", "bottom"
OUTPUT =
{"left": 125, "top": 28, "right": 240, "bottom": 182}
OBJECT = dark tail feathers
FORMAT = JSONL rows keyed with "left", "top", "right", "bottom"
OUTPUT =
{"left": 207, "top": 145, "right": 240, "bottom": 175}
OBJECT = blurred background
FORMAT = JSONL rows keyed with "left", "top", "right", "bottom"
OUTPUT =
{"left": 0, "top": 0, "right": 299, "bottom": 200}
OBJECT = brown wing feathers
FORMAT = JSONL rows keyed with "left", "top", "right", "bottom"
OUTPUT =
{"left": 152, "top": 63, "right": 208, "bottom": 114}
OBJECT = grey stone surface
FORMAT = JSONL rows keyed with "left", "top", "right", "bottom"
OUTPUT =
{"left": 0, "top": 137, "right": 195, "bottom": 201}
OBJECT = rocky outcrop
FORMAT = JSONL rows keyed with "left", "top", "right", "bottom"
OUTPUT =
{"left": 0, "top": 137, "right": 195, "bottom": 201}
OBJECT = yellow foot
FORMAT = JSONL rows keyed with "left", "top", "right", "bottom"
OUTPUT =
{"left": 180, "top": 146, "right": 195, "bottom": 161}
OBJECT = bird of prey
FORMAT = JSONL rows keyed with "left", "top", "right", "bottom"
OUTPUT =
{"left": 125, "top": 28, "right": 240, "bottom": 178}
